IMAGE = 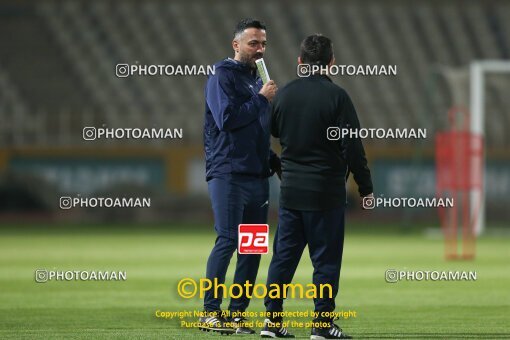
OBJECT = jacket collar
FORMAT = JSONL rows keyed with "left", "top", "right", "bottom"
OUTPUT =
{"left": 308, "top": 74, "right": 333, "bottom": 82}
{"left": 227, "top": 58, "right": 258, "bottom": 76}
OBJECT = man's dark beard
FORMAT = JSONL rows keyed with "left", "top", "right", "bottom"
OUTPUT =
{"left": 239, "top": 53, "right": 263, "bottom": 69}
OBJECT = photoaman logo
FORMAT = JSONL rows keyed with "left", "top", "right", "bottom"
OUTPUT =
{"left": 238, "top": 224, "right": 269, "bottom": 254}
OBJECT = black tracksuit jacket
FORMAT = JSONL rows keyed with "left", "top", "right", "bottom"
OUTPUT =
{"left": 271, "top": 74, "right": 373, "bottom": 211}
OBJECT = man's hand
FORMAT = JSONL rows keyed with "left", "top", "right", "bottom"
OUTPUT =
{"left": 275, "top": 168, "right": 282, "bottom": 180}
{"left": 360, "top": 193, "right": 374, "bottom": 210}
{"left": 259, "top": 80, "right": 278, "bottom": 102}
{"left": 269, "top": 153, "right": 282, "bottom": 180}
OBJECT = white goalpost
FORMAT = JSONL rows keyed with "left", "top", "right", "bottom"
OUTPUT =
{"left": 470, "top": 60, "right": 510, "bottom": 235}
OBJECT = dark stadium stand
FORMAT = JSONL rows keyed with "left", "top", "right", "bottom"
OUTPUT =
{"left": 0, "top": 0, "right": 509, "bottom": 147}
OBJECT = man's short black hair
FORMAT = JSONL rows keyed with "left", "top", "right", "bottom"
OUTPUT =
{"left": 234, "top": 18, "right": 266, "bottom": 38}
{"left": 300, "top": 34, "right": 333, "bottom": 66}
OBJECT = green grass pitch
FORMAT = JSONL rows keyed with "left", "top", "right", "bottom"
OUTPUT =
{"left": 0, "top": 225, "right": 509, "bottom": 339}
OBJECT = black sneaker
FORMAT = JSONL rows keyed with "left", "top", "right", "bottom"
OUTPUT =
{"left": 227, "top": 316, "right": 255, "bottom": 334}
{"left": 198, "top": 311, "right": 235, "bottom": 335}
{"left": 310, "top": 321, "right": 352, "bottom": 339}
{"left": 260, "top": 318, "right": 295, "bottom": 338}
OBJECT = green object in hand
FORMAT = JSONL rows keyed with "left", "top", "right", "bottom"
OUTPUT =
{"left": 255, "top": 58, "right": 270, "bottom": 84}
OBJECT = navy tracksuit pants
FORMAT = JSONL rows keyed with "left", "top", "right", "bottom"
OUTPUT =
{"left": 264, "top": 206, "right": 345, "bottom": 318}
{"left": 204, "top": 175, "right": 269, "bottom": 312}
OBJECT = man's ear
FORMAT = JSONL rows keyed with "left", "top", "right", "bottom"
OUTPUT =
{"left": 298, "top": 56, "right": 303, "bottom": 65}
{"left": 232, "top": 40, "right": 239, "bottom": 53}
{"left": 328, "top": 56, "right": 336, "bottom": 67}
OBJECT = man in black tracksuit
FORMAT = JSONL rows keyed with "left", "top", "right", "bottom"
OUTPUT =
{"left": 261, "top": 35, "right": 373, "bottom": 340}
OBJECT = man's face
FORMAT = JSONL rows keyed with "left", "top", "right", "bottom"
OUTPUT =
{"left": 233, "top": 28, "right": 267, "bottom": 69}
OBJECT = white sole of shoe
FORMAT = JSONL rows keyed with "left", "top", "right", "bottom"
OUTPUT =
{"left": 260, "top": 330, "right": 276, "bottom": 338}
{"left": 198, "top": 326, "right": 234, "bottom": 335}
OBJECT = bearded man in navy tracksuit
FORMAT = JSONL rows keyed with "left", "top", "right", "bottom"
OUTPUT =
{"left": 198, "top": 19, "right": 280, "bottom": 335}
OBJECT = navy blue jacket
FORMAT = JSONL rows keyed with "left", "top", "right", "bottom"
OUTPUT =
{"left": 204, "top": 58, "right": 279, "bottom": 180}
